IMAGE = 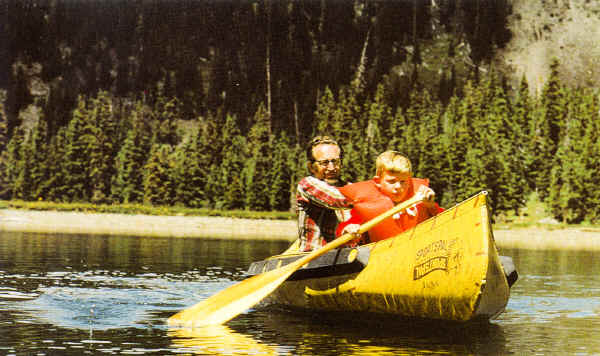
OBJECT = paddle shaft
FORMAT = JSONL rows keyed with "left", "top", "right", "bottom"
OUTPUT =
{"left": 168, "top": 192, "right": 425, "bottom": 327}
{"left": 290, "top": 192, "right": 425, "bottom": 268}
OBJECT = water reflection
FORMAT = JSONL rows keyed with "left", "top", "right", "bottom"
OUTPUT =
{"left": 169, "top": 325, "right": 278, "bottom": 355}
{"left": 251, "top": 309, "right": 510, "bottom": 356}
{"left": 1, "top": 231, "right": 599, "bottom": 355}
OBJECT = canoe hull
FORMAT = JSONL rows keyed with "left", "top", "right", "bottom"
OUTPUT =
{"left": 249, "top": 192, "right": 512, "bottom": 322}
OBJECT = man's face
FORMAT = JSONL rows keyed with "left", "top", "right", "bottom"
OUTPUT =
{"left": 374, "top": 170, "right": 412, "bottom": 204}
{"left": 309, "top": 144, "right": 342, "bottom": 185}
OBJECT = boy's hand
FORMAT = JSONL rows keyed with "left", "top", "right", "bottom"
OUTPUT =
{"left": 416, "top": 185, "right": 436, "bottom": 202}
{"left": 416, "top": 185, "right": 440, "bottom": 215}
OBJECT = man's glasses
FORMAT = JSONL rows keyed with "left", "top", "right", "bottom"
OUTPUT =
{"left": 314, "top": 158, "right": 341, "bottom": 167}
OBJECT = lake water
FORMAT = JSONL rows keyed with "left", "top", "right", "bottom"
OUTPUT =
{"left": 0, "top": 231, "right": 599, "bottom": 355}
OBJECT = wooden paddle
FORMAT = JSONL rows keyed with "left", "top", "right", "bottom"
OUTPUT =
{"left": 167, "top": 192, "right": 425, "bottom": 328}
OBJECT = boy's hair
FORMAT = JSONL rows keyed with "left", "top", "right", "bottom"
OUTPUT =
{"left": 306, "top": 135, "right": 343, "bottom": 161}
{"left": 375, "top": 151, "right": 412, "bottom": 176}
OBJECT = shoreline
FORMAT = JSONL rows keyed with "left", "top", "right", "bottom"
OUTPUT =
{"left": 2, "top": 209, "right": 600, "bottom": 250}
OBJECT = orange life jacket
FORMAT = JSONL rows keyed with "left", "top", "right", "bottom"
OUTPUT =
{"left": 338, "top": 178, "right": 441, "bottom": 242}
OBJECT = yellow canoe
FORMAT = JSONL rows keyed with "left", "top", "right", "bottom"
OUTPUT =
{"left": 247, "top": 191, "right": 517, "bottom": 322}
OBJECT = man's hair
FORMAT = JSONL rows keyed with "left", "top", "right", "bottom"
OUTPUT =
{"left": 306, "top": 135, "right": 342, "bottom": 161}
{"left": 375, "top": 151, "right": 412, "bottom": 176}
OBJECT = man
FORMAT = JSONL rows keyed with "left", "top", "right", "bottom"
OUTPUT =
{"left": 295, "top": 136, "right": 352, "bottom": 252}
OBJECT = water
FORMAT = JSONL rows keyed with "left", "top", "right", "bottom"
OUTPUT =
{"left": 0, "top": 231, "right": 599, "bottom": 355}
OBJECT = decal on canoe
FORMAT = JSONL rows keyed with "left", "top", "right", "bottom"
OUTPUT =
{"left": 415, "top": 238, "right": 457, "bottom": 261}
{"left": 413, "top": 256, "right": 448, "bottom": 280}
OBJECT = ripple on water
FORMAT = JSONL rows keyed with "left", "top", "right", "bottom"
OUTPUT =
{"left": 6, "top": 269, "right": 238, "bottom": 331}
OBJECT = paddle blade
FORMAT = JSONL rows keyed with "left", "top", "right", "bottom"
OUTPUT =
{"left": 167, "top": 262, "right": 297, "bottom": 328}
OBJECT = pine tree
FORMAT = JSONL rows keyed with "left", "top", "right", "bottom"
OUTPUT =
{"left": 3, "top": 127, "right": 25, "bottom": 200}
{"left": 313, "top": 87, "right": 337, "bottom": 135}
{"left": 41, "top": 128, "right": 67, "bottom": 201}
{"left": 112, "top": 101, "right": 153, "bottom": 203}
{"left": 513, "top": 75, "right": 536, "bottom": 193}
{"left": 363, "top": 84, "right": 390, "bottom": 167}
{"left": 197, "top": 111, "right": 225, "bottom": 208}
{"left": 536, "top": 59, "right": 567, "bottom": 201}
{"left": 143, "top": 144, "right": 174, "bottom": 206}
{"left": 0, "top": 91, "right": 8, "bottom": 199}
{"left": 0, "top": 90, "right": 8, "bottom": 154}
{"left": 269, "top": 133, "right": 293, "bottom": 211}
{"left": 435, "top": 96, "right": 462, "bottom": 207}
{"left": 89, "top": 91, "right": 118, "bottom": 203}
{"left": 219, "top": 114, "right": 246, "bottom": 210}
{"left": 12, "top": 128, "right": 33, "bottom": 200}
{"left": 153, "top": 97, "right": 180, "bottom": 146}
{"left": 243, "top": 103, "right": 272, "bottom": 211}
{"left": 63, "top": 96, "right": 94, "bottom": 201}
{"left": 27, "top": 119, "right": 49, "bottom": 200}
{"left": 548, "top": 89, "right": 593, "bottom": 223}
{"left": 172, "top": 132, "right": 204, "bottom": 207}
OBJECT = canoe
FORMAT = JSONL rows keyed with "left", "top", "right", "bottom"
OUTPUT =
{"left": 247, "top": 191, "right": 518, "bottom": 322}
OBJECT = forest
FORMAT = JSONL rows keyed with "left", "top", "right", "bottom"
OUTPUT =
{"left": 1, "top": 0, "right": 599, "bottom": 223}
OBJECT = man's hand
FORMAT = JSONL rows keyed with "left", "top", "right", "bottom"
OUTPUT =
{"left": 341, "top": 223, "right": 361, "bottom": 236}
{"left": 340, "top": 223, "right": 363, "bottom": 247}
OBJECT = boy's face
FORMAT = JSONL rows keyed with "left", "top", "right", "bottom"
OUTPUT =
{"left": 374, "top": 170, "right": 411, "bottom": 204}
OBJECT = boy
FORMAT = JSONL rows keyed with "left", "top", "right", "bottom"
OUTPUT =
{"left": 337, "top": 151, "right": 443, "bottom": 243}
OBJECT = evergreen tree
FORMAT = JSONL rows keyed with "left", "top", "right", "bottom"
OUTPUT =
{"left": 41, "top": 128, "right": 67, "bottom": 201}
{"left": 0, "top": 91, "right": 11, "bottom": 199}
{"left": 12, "top": 129, "right": 33, "bottom": 200}
{"left": 143, "top": 144, "right": 174, "bottom": 206}
{"left": 0, "top": 90, "right": 8, "bottom": 153}
{"left": 112, "top": 101, "right": 153, "bottom": 203}
{"left": 153, "top": 97, "right": 180, "bottom": 146}
{"left": 243, "top": 103, "right": 272, "bottom": 211}
{"left": 548, "top": 90, "right": 593, "bottom": 223}
{"left": 219, "top": 114, "right": 246, "bottom": 210}
{"left": 88, "top": 91, "right": 118, "bottom": 203}
{"left": 27, "top": 119, "right": 49, "bottom": 200}
{"left": 535, "top": 59, "right": 567, "bottom": 201}
{"left": 172, "top": 132, "right": 204, "bottom": 207}
{"left": 197, "top": 111, "right": 224, "bottom": 208}
{"left": 363, "top": 84, "right": 390, "bottom": 168}
{"left": 513, "top": 75, "right": 536, "bottom": 193}
{"left": 2, "top": 127, "right": 25, "bottom": 200}
{"left": 269, "top": 133, "right": 293, "bottom": 211}
{"left": 313, "top": 87, "right": 337, "bottom": 135}
{"left": 63, "top": 96, "right": 94, "bottom": 202}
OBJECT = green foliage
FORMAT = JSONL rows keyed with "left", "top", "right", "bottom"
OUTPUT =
{"left": 88, "top": 91, "right": 119, "bottom": 203}
{"left": 268, "top": 134, "right": 293, "bottom": 211}
{"left": 4, "top": 126, "right": 25, "bottom": 200}
{"left": 216, "top": 113, "right": 247, "bottom": 210}
{"left": 143, "top": 144, "right": 175, "bottom": 205}
{"left": 172, "top": 134, "right": 204, "bottom": 208}
{"left": 536, "top": 59, "right": 567, "bottom": 201}
{"left": 63, "top": 96, "right": 94, "bottom": 201}
{"left": 112, "top": 101, "right": 153, "bottom": 203}
{"left": 41, "top": 128, "right": 67, "bottom": 201}
{"left": 243, "top": 103, "right": 272, "bottom": 211}
{"left": 3, "top": 56, "right": 600, "bottom": 225}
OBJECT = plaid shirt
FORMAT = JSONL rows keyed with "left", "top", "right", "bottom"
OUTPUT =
{"left": 296, "top": 176, "right": 352, "bottom": 252}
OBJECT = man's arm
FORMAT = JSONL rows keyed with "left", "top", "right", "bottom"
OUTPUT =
{"left": 297, "top": 176, "right": 352, "bottom": 210}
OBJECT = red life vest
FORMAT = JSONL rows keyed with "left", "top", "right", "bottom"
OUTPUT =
{"left": 338, "top": 178, "right": 442, "bottom": 242}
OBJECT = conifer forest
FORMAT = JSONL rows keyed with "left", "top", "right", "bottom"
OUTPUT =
{"left": 1, "top": 0, "right": 599, "bottom": 223}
